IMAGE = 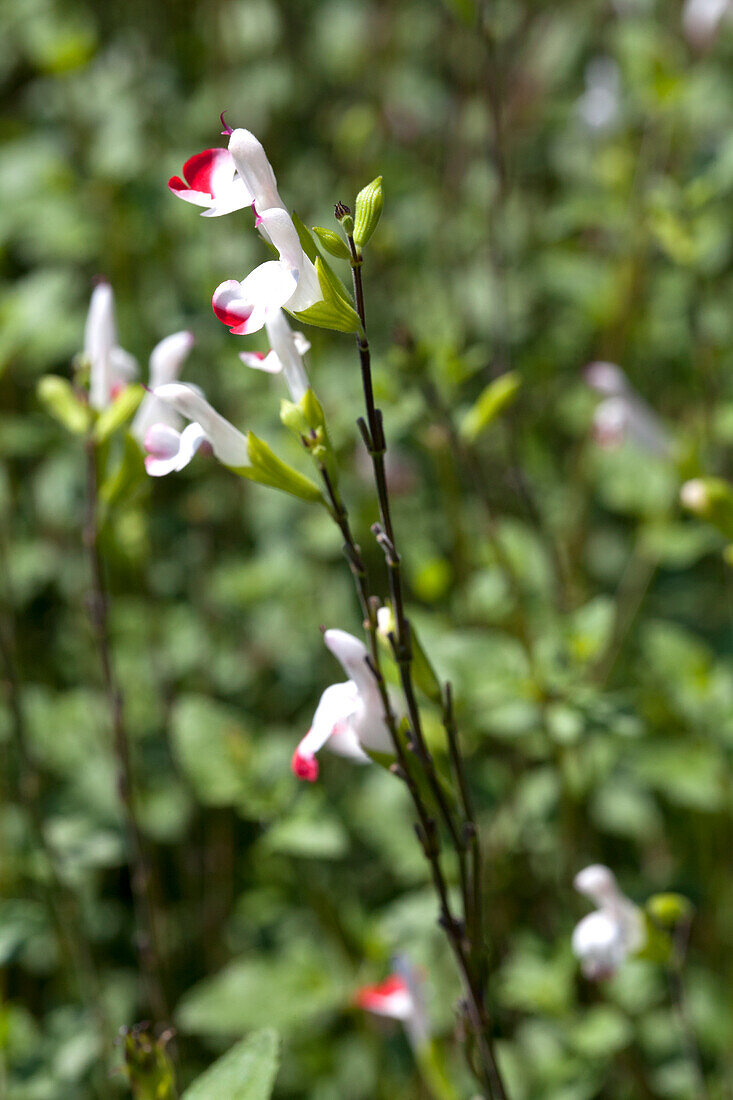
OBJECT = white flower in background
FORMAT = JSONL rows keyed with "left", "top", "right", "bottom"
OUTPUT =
{"left": 683, "top": 0, "right": 732, "bottom": 46}
{"left": 143, "top": 382, "right": 249, "bottom": 477}
{"left": 131, "top": 331, "right": 195, "bottom": 443}
{"left": 291, "top": 628, "right": 394, "bottom": 782}
{"left": 239, "top": 310, "right": 311, "bottom": 402}
{"left": 585, "top": 361, "right": 671, "bottom": 456}
{"left": 84, "top": 281, "right": 138, "bottom": 410}
{"left": 572, "top": 864, "right": 645, "bottom": 980}
{"left": 212, "top": 127, "right": 323, "bottom": 335}
{"left": 577, "top": 58, "right": 621, "bottom": 131}
{"left": 355, "top": 956, "right": 429, "bottom": 1052}
{"left": 168, "top": 147, "right": 253, "bottom": 217}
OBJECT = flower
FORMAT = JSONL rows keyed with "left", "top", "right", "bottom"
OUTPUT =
{"left": 131, "top": 330, "right": 195, "bottom": 443}
{"left": 355, "top": 957, "right": 429, "bottom": 1051}
{"left": 585, "top": 361, "right": 670, "bottom": 456}
{"left": 144, "top": 382, "right": 249, "bottom": 476}
{"left": 683, "top": 0, "right": 732, "bottom": 46}
{"left": 84, "top": 281, "right": 137, "bottom": 410}
{"left": 168, "top": 148, "right": 253, "bottom": 217}
{"left": 239, "top": 310, "right": 311, "bottom": 402}
{"left": 291, "top": 628, "right": 394, "bottom": 782}
{"left": 577, "top": 58, "right": 621, "bottom": 131}
{"left": 572, "top": 864, "right": 645, "bottom": 980}
{"left": 212, "top": 127, "right": 323, "bottom": 335}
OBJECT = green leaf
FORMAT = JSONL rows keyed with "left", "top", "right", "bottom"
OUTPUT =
{"left": 36, "top": 375, "right": 91, "bottom": 434}
{"left": 459, "top": 372, "right": 521, "bottom": 442}
{"left": 99, "top": 432, "right": 146, "bottom": 509}
{"left": 312, "top": 226, "right": 350, "bottom": 260}
{"left": 93, "top": 384, "right": 144, "bottom": 443}
{"left": 243, "top": 431, "right": 324, "bottom": 503}
{"left": 176, "top": 948, "right": 347, "bottom": 1036}
{"left": 181, "top": 1030, "right": 279, "bottom": 1100}
{"left": 353, "top": 176, "right": 384, "bottom": 249}
{"left": 292, "top": 258, "right": 361, "bottom": 334}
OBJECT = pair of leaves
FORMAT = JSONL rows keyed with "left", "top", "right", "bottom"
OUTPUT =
{"left": 37, "top": 375, "right": 143, "bottom": 443}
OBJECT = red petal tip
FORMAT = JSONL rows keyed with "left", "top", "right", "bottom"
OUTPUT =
{"left": 291, "top": 750, "right": 318, "bottom": 782}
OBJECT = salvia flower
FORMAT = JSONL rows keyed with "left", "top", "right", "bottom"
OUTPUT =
{"left": 168, "top": 147, "right": 253, "bottom": 217}
{"left": 572, "top": 864, "right": 645, "bottom": 980}
{"left": 355, "top": 956, "right": 429, "bottom": 1052}
{"left": 144, "top": 382, "right": 249, "bottom": 476}
{"left": 212, "top": 127, "right": 323, "bottom": 334}
{"left": 84, "top": 281, "right": 137, "bottom": 410}
{"left": 585, "top": 361, "right": 671, "bottom": 456}
{"left": 683, "top": 0, "right": 731, "bottom": 46}
{"left": 577, "top": 58, "right": 621, "bottom": 132}
{"left": 239, "top": 309, "right": 311, "bottom": 402}
{"left": 131, "top": 330, "right": 195, "bottom": 442}
{"left": 291, "top": 628, "right": 394, "bottom": 782}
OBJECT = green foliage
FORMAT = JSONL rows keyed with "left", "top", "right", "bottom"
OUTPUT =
{"left": 181, "top": 1030, "right": 279, "bottom": 1100}
{"left": 5, "top": 0, "right": 733, "bottom": 1097}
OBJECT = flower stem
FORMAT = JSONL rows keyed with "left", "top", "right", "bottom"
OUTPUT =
{"left": 83, "top": 438, "right": 169, "bottom": 1028}
{"left": 341, "top": 234, "right": 509, "bottom": 1100}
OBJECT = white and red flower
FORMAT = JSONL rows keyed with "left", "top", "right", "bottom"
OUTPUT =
{"left": 144, "top": 382, "right": 249, "bottom": 477}
{"left": 572, "top": 864, "right": 645, "bottom": 980}
{"left": 355, "top": 957, "right": 429, "bottom": 1052}
{"left": 585, "top": 361, "right": 670, "bottom": 456}
{"left": 84, "top": 281, "right": 137, "bottom": 410}
{"left": 239, "top": 310, "right": 311, "bottom": 402}
{"left": 131, "top": 330, "right": 195, "bottom": 442}
{"left": 211, "top": 127, "right": 323, "bottom": 335}
{"left": 168, "top": 148, "right": 252, "bottom": 217}
{"left": 291, "top": 628, "right": 395, "bottom": 782}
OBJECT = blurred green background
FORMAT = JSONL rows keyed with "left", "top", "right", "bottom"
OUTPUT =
{"left": 2, "top": 0, "right": 733, "bottom": 1096}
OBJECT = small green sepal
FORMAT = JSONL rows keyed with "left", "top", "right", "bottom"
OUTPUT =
{"left": 292, "top": 257, "right": 361, "bottom": 333}
{"left": 312, "top": 226, "right": 351, "bottom": 260}
{"left": 93, "top": 384, "right": 144, "bottom": 444}
{"left": 243, "top": 431, "right": 325, "bottom": 504}
{"left": 37, "top": 375, "right": 92, "bottom": 434}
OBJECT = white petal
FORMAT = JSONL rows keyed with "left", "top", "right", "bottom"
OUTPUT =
{"left": 110, "top": 345, "right": 139, "bottom": 384}
{"left": 153, "top": 383, "right": 249, "bottom": 468}
{"left": 227, "top": 128, "right": 285, "bottom": 213}
{"left": 572, "top": 910, "right": 626, "bottom": 979}
{"left": 574, "top": 865, "right": 618, "bottom": 906}
{"left": 264, "top": 310, "right": 309, "bottom": 401}
{"left": 149, "top": 330, "right": 194, "bottom": 387}
{"left": 85, "top": 282, "right": 117, "bottom": 410}
{"left": 239, "top": 350, "right": 283, "bottom": 374}
{"left": 298, "top": 681, "right": 359, "bottom": 759}
{"left": 323, "top": 629, "right": 372, "bottom": 694}
{"left": 145, "top": 422, "right": 208, "bottom": 477}
{"left": 293, "top": 332, "right": 311, "bottom": 355}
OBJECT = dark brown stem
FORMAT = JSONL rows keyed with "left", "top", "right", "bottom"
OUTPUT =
{"left": 84, "top": 439, "right": 168, "bottom": 1026}
{"left": 340, "top": 236, "right": 508, "bottom": 1099}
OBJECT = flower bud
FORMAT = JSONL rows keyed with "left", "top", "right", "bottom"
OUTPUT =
{"left": 353, "top": 176, "right": 384, "bottom": 249}
{"left": 334, "top": 201, "right": 354, "bottom": 237}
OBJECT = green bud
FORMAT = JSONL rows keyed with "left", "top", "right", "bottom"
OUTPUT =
{"left": 353, "top": 176, "right": 384, "bottom": 249}
{"left": 280, "top": 399, "right": 309, "bottom": 438}
{"left": 646, "top": 893, "right": 694, "bottom": 929}
{"left": 37, "top": 375, "right": 92, "bottom": 434}
{"left": 334, "top": 201, "right": 354, "bottom": 236}
{"left": 120, "top": 1024, "right": 176, "bottom": 1100}
{"left": 312, "top": 226, "right": 351, "bottom": 260}
{"left": 243, "top": 431, "right": 324, "bottom": 504}
{"left": 460, "top": 371, "right": 521, "bottom": 442}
